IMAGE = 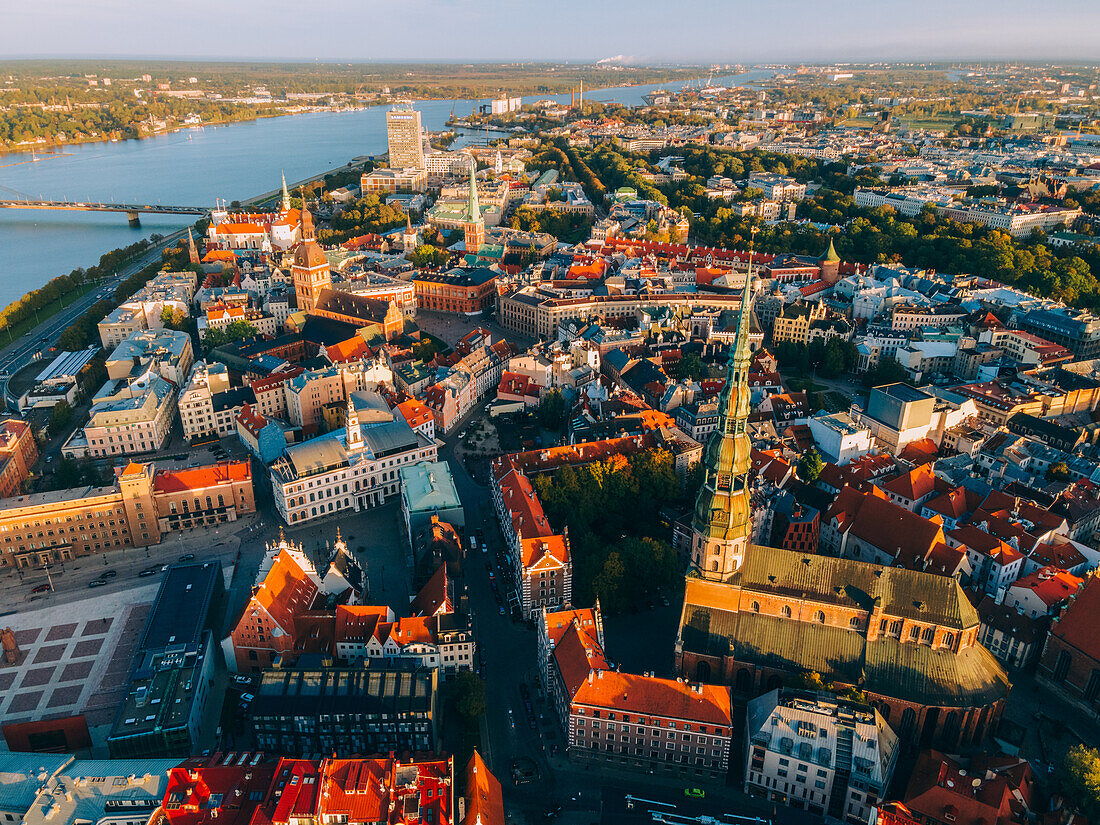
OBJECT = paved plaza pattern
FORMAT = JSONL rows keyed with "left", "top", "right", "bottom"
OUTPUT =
{"left": 0, "top": 584, "right": 159, "bottom": 729}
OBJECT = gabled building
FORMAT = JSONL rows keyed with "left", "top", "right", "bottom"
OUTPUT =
{"left": 822, "top": 486, "right": 966, "bottom": 577}
{"left": 221, "top": 532, "right": 364, "bottom": 672}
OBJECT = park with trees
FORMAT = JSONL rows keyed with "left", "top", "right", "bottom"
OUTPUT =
{"left": 531, "top": 449, "right": 690, "bottom": 613}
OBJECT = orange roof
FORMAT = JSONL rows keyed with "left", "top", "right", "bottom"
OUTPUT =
{"left": 334, "top": 605, "right": 391, "bottom": 643}
{"left": 395, "top": 398, "right": 434, "bottom": 428}
{"left": 1010, "top": 566, "right": 1084, "bottom": 607}
{"left": 498, "top": 469, "right": 554, "bottom": 540}
{"left": 235, "top": 403, "right": 267, "bottom": 436}
{"left": 464, "top": 752, "right": 504, "bottom": 825}
{"left": 153, "top": 460, "right": 250, "bottom": 493}
{"left": 880, "top": 463, "right": 940, "bottom": 502}
{"left": 213, "top": 222, "right": 266, "bottom": 235}
{"left": 552, "top": 620, "right": 609, "bottom": 698}
{"left": 201, "top": 249, "right": 237, "bottom": 263}
{"left": 572, "top": 670, "right": 732, "bottom": 727}
{"left": 827, "top": 486, "right": 946, "bottom": 568}
{"left": 410, "top": 565, "right": 451, "bottom": 617}
{"left": 899, "top": 438, "right": 939, "bottom": 464}
{"left": 390, "top": 615, "right": 435, "bottom": 646}
{"left": 521, "top": 534, "right": 569, "bottom": 569}
{"left": 543, "top": 607, "right": 600, "bottom": 649}
{"left": 326, "top": 335, "right": 372, "bottom": 363}
{"left": 248, "top": 549, "right": 320, "bottom": 641}
{"left": 1047, "top": 576, "right": 1100, "bottom": 661}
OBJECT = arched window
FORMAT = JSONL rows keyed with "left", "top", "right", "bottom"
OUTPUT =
{"left": 781, "top": 605, "right": 792, "bottom": 619}
{"left": 751, "top": 601, "right": 760, "bottom": 613}
{"left": 849, "top": 616, "right": 861, "bottom": 630}
{"left": 814, "top": 611, "right": 826, "bottom": 624}
{"left": 943, "top": 632, "right": 955, "bottom": 649}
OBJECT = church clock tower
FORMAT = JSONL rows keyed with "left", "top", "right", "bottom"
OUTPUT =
{"left": 462, "top": 166, "right": 485, "bottom": 255}
{"left": 689, "top": 236, "right": 758, "bottom": 581}
{"left": 291, "top": 207, "right": 331, "bottom": 313}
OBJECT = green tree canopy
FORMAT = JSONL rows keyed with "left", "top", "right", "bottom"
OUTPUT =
{"left": 453, "top": 672, "right": 487, "bottom": 723}
{"left": 1062, "top": 745, "right": 1100, "bottom": 820}
{"left": 798, "top": 448, "right": 825, "bottom": 483}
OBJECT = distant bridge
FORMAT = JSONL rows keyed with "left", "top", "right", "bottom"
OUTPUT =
{"left": 0, "top": 198, "right": 209, "bottom": 226}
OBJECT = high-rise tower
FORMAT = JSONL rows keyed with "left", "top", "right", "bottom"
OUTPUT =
{"left": 291, "top": 207, "right": 331, "bottom": 313}
{"left": 688, "top": 239, "right": 757, "bottom": 581}
{"left": 463, "top": 166, "right": 485, "bottom": 254}
{"left": 387, "top": 101, "right": 425, "bottom": 171}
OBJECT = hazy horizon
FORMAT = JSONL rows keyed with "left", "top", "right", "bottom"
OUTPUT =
{"left": 3, "top": 0, "right": 1099, "bottom": 65}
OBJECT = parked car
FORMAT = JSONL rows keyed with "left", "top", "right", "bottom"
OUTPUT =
{"left": 519, "top": 683, "right": 530, "bottom": 700}
{"left": 684, "top": 788, "right": 705, "bottom": 799}
{"left": 88, "top": 580, "right": 107, "bottom": 588}
{"left": 178, "top": 553, "right": 195, "bottom": 562}
{"left": 100, "top": 570, "right": 117, "bottom": 579}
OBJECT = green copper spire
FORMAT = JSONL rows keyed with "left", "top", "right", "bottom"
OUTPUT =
{"left": 690, "top": 229, "right": 757, "bottom": 578}
{"left": 823, "top": 237, "right": 840, "bottom": 263}
{"left": 281, "top": 171, "right": 291, "bottom": 212}
{"left": 467, "top": 164, "right": 481, "bottom": 223}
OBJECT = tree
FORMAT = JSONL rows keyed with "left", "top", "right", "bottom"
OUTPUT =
{"left": 453, "top": 672, "right": 487, "bottom": 723}
{"left": 674, "top": 353, "right": 706, "bottom": 381}
{"left": 409, "top": 244, "right": 449, "bottom": 268}
{"left": 1047, "top": 462, "right": 1071, "bottom": 481}
{"left": 538, "top": 389, "right": 566, "bottom": 431}
{"left": 798, "top": 448, "right": 824, "bottom": 483}
{"left": 52, "top": 456, "right": 82, "bottom": 488}
{"left": 160, "top": 305, "right": 186, "bottom": 329}
{"left": 1061, "top": 745, "right": 1100, "bottom": 819}
{"left": 203, "top": 320, "right": 258, "bottom": 350}
{"left": 47, "top": 401, "right": 74, "bottom": 438}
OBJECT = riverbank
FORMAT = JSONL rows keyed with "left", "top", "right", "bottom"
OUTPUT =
{"left": 0, "top": 65, "right": 729, "bottom": 161}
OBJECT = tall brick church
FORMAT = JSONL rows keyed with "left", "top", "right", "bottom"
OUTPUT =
{"left": 674, "top": 254, "right": 1008, "bottom": 751}
{"left": 291, "top": 207, "right": 332, "bottom": 313}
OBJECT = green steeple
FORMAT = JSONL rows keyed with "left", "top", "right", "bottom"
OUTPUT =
{"left": 691, "top": 239, "right": 757, "bottom": 550}
{"left": 281, "top": 171, "right": 291, "bottom": 212}
{"left": 467, "top": 165, "right": 481, "bottom": 223}
{"left": 822, "top": 237, "right": 840, "bottom": 263}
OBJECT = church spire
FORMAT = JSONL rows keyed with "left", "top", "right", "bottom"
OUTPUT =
{"left": 186, "top": 227, "right": 200, "bottom": 265}
{"left": 688, "top": 227, "right": 757, "bottom": 581}
{"left": 281, "top": 171, "right": 291, "bottom": 213}
{"left": 467, "top": 164, "right": 481, "bottom": 222}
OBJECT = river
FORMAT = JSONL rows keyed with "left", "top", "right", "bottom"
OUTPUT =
{"left": 0, "top": 70, "right": 777, "bottom": 309}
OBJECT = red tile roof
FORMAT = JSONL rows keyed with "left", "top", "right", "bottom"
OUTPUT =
{"left": 1046, "top": 577, "right": 1100, "bottom": 661}
{"left": 395, "top": 398, "right": 434, "bottom": 429}
{"left": 902, "top": 750, "right": 1033, "bottom": 825}
{"left": 572, "top": 670, "right": 732, "bottom": 727}
{"left": 1010, "top": 566, "right": 1084, "bottom": 608}
{"left": 552, "top": 620, "right": 609, "bottom": 699}
{"left": 410, "top": 565, "right": 452, "bottom": 617}
{"left": 153, "top": 460, "right": 251, "bottom": 493}
{"left": 464, "top": 752, "right": 503, "bottom": 825}
{"left": 879, "top": 463, "right": 941, "bottom": 503}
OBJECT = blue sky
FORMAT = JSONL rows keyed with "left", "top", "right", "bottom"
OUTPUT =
{"left": 3, "top": 0, "right": 1099, "bottom": 63}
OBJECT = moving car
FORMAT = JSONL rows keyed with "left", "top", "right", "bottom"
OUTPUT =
{"left": 178, "top": 553, "right": 195, "bottom": 562}
{"left": 88, "top": 579, "right": 107, "bottom": 588}
{"left": 30, "top": 583, "right": 50, "bottom": 593}
{"left": 100, "top": 570, "right": 117, "bottom": 579}
{"left": 138, "top": 567, "right": 158, "bottom": 577}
